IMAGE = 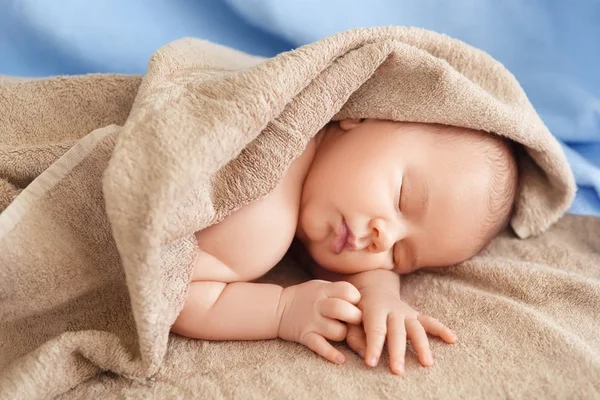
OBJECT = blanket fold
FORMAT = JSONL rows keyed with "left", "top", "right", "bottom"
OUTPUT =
{"left": 0, "top": 27, "right": 591, "bottom": 399}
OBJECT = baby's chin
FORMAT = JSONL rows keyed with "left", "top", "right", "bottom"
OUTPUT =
{"left": 308, "top": 246, "right": 382, "bottom": 275}
{"left": 307, "top": 246, "right": 349, "bottom": 273}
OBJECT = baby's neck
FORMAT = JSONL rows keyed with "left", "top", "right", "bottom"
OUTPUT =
{"left": 312, "top": 122, "right": 336, "bottom": 151}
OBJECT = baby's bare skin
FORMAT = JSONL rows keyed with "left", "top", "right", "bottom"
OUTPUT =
{"left": 172, "top": 136, "right": 366, "bottom": 363}
{"left": 172, "top": 119, "right": 516, "bottom": 374}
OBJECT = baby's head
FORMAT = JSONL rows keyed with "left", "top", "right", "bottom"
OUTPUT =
{"left": 296, "top": 119, "right": 517, "bottom": 274}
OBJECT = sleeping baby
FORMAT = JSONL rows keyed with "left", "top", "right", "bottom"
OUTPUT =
{"left": 171, "top": 118, "right": 518, "bottom": 375}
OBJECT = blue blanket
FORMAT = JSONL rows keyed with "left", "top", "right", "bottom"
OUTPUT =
{"left": 2, "top": 0, "right": 598, "bottom": 215}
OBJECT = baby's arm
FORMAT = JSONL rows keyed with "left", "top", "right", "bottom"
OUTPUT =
{"left": 172, "top": 250, "right": 363, "bottom": 364}
{"left": 172, "top": 280, "right": 284, "bottom": 340}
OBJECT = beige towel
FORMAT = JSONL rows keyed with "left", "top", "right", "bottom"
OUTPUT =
{"left": 0, "top": 27, "right": 594, "bottom": 399}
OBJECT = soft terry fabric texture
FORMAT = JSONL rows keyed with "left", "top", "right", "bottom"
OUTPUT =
{"left": 0, "top": 26, "right": 590, "bottom": 399}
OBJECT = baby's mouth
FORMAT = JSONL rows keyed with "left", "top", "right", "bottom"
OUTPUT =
{"left": 330, "top": 219, "right": 356, "bottom": 254}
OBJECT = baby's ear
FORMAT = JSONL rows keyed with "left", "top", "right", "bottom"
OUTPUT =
{"left": 339, "top": 119, "right": 365, "bottom": 131}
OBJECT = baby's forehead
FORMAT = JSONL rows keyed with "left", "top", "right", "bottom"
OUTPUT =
{"left": 372, "top": 121, "right": 514, "bottom": 172}
{"left": 430, "top": 126, "right": 514, "bottom": 163}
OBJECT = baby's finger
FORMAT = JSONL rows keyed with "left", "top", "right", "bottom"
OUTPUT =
{"left": 387, "top": 313, "right": 407, "bottom": 375}
{"left": 418, "top": 314, "right": 457, "bottom": 344}
{"left": 325, "top": 281, "right": 361, "bottom": 305}
{"left": 345, "top": 324, "right": 367, "bottom": 359}
{"left": 406, "top": 318, "right": 433, "bottom": 367}
{"left": 302, "top": 331, "right": 346, "bottom": 365}
{"left": 319, "top": 298, "right": 362, "bottom": 325}
{"left": 363, "top": 311, "right": 388, "bottom": 367}
{"left": 319, "top": 319, "right": 349, "bottom": 342}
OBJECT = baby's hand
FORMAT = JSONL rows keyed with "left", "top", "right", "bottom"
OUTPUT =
{"left": 346, "top": 287, "right": 456, "bottom": 375}
{"left": 278, "top": 280, "right": 362, "bottom": 364}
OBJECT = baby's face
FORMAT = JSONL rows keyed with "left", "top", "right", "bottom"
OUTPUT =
{"left": 296, "top": 119, "right": 493, "bottom": 275}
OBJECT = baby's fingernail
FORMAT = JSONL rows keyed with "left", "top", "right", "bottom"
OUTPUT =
{"left": 425, "top": 356, "right": 433, "bottom": 366}
{"left": 336, "top": 355, "right": 345, "bottom": 364}
{"left": 393, "top": 362, "right": 405, "bottom": 374}
{"left": 368, "top": 356, "right": 378, "bottom": 367}
{"left": 357, "top": 349, "right": 365, "bottom": 358}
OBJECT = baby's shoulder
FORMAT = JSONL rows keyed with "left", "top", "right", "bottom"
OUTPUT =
{"left": 193, "top": 140, "right": 316, "bottom": 282}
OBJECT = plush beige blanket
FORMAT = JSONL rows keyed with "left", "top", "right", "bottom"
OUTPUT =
{"left": 0, "top": 27, "right": 597, "bottom": 399}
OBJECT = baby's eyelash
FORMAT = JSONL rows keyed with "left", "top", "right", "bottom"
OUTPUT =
{"left": 391, "top": 243, "right": 398, "bottom": 265}
{"left": 398, "top": 180, "right": 404, "bottom": 210}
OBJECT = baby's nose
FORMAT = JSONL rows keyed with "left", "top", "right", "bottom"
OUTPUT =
{"left": 368, "top": 218, "right": 395, "bottom": 253}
